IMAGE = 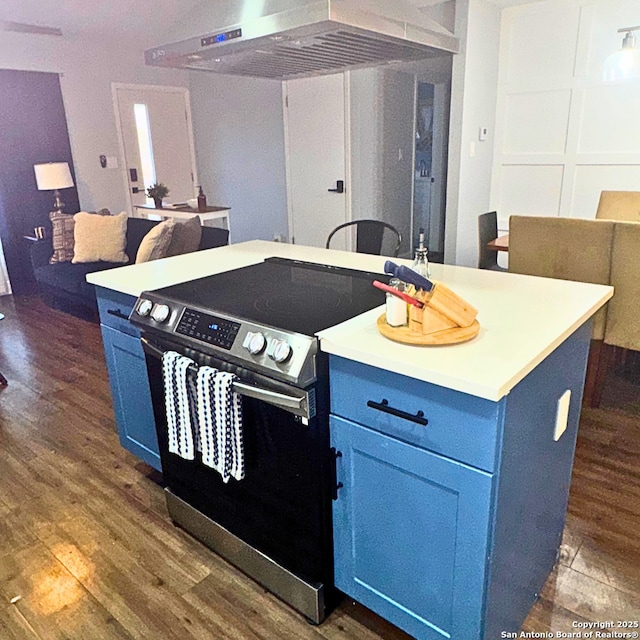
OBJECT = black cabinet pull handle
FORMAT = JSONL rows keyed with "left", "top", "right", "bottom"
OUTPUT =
{"left": 366, "top": 399, "right": 428, "bottom": 426}
{"left": 330, "top": 447, "right": 343, "bottom": 500}
{"left": 107, "top": 308, "right": 129, "bottom": 321}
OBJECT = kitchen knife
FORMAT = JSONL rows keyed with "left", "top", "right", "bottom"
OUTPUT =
{"left": 383, "top": 261, "right": 434, "bottom": 292}
{"left": 372, "top": 280, "right": 424, "bottom": 308}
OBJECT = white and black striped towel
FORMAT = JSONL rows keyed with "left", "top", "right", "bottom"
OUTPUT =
{"left": 162, "top": 351, "right": 198, "bottom": 460}
{"left": 196, "top": 366, "right": 244, "bottom": 483}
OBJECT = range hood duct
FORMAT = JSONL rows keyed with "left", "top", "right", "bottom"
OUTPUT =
{"left": 145, "top": 0, "right": 458, "bottom": 80}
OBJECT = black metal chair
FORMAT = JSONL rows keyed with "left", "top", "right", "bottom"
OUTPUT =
{"left": 478, "top": 211, "right": 507, "bottom": 271}
{"left": 326, "top": 220, "right": 402, "bottom": 257}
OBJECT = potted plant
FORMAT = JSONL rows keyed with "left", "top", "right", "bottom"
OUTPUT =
{"left": 146, "top": 182, "right": 170, "bottom": 209}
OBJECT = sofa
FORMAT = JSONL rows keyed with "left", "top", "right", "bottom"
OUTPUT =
{"left": 30, "top": 216, "right": 229, "bottom": 320}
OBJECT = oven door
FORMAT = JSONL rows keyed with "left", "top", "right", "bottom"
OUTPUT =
{"left": 140, "top": 333, "right": 334, "bottom": 591}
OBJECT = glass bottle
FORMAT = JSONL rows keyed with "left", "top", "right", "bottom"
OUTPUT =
{"left": 197, "top": 186, "right": 207, "bottom": 212}
{"left": 412, "top": 227, "right": 431, "bottom": 279}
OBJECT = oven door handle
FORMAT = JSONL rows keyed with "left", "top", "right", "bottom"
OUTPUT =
{"left": 231, "top": 380, "right": 305, "bottom": 412}
{"left": 141, "top": 336, "right": 310, "bottom": 418}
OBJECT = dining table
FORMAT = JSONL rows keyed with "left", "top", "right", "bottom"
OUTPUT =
{"left": 487, "top": 234, "right": 509, "bottom": 252}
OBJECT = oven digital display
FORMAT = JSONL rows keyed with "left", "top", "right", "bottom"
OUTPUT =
{"left": 176, "top": 309, "right": 240, "bottom": 350}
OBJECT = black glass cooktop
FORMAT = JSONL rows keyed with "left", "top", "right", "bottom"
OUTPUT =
{"left": 153, "top": 257, "right": 389, "bottom": 336}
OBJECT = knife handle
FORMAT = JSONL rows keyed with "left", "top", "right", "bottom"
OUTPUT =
{"left": 396, "top": 265, "right": 434, "bottom": 292}
{"left": 372, "top": 280, "right": 423, "bottom": 308}
{"left": 384, "top": 261, "right": 434, "bottom": 292}
{"left": 384, "top": 260, "right": 401, "bottom": 278}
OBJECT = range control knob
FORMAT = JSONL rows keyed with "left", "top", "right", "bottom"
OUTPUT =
{"left": 151, "top": 303, "right": 170, "bottom": 323}
{"left": 268, "top": 338, "right": 292, "bottom": 364}
{"left": 242, "top": 331, "right": 266, "bottom": 355}
{"left": 136, "top": 299, "right": 153, "bottom": 317}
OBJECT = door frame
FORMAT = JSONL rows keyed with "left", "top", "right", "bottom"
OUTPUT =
{"left": 111, "top": 83, "right": 199, "bottom": 215}
{"left": 410, "top": 77, "right": 450, "bottom": 258}
{"left": 282, "top": 73, "right": 353, "bottom": 246}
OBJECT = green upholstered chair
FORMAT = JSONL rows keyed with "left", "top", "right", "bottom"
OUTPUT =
{"left": 604, "top": 221, "right": 640, "bottom": 351}
{"left": 508, "top": 215, "right": 615, "bottom": 406}
{"left": 595, "top": 191, "right": 640, "bottom": 222}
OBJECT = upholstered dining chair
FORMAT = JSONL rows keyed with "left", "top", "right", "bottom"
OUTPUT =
{"left": 508, "top": 215, "right": 615, "bottom": 407}
{"left": 326, "top": 220, "right": 402, "bottom": 257}
{"left": 595, "top": 191, "right": 640, "bottom": 222}
{"left": 603, "top": 221, "right": 640, "bottom": 354}
{"left": 478, "top": 211, "right": 507, "bottom": 271}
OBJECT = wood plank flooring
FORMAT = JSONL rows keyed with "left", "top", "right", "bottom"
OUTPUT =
{"left": 0, "top": 295, "right": 639, "bottom": 639}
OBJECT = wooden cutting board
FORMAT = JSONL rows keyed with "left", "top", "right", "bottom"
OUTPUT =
{"left": 377, "top": 315, "right": 480, "bottom": 346}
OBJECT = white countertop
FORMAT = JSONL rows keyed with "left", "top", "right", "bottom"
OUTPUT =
{"left": 87, "top": 241, "right": 613, "bottom": 402}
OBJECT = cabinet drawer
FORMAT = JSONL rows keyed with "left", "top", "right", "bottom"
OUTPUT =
{"left": 96, "top": 287, "right": 139, "bottom": 337}
{"left": 329, "top": 356, "right": 502, "bottom": 472}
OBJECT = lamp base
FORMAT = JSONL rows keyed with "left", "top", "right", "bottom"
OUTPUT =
{"left": 52, "top": 189, "right": 65, "bottom": 213}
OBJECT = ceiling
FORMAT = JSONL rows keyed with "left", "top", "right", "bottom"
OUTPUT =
{"left": 0, "top": 0, "right": 540, "bottom": 46}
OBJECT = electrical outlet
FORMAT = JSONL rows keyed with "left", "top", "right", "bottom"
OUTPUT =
{"left": 554, "top": 390, "right": 571, "bottom": 441}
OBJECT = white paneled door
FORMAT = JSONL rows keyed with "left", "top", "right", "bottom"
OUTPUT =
{"left": 284, "top": 74, "right": 349, "bottom": 249}
{"left": 113, "top": 85, "right": 198, "bottom": 210}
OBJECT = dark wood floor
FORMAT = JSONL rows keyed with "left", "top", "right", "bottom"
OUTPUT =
{"left": 0, "top": 296, "right": 639, "bottom": 639}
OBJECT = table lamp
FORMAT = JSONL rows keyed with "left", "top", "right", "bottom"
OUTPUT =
{"left": 34, "top": 162, "right": 74, "bottom": 213}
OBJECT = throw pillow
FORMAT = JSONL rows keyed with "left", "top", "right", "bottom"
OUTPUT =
{"left": 72, "top": 211, "right": 128, "bottom": 264}
{"left": 135, "top": 219, "right": 176, "bottom": 264}
{"left": 49, "top": 208, "right": 112, "bottom": 264}
{"left": 49, "top": 211, "right": 75, "bottom": 264}
{"left": 165, "top": 216, "right": 202, "bottom": 257}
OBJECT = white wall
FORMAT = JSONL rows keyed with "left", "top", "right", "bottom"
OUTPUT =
{"left": 381, "top": 69, "right": 416, "bottom": 257}
{"left": 349, "top": 68, "right": 383, "bottom": 223}
{"left": 188, "top": 73, "right": 288, "bottom": 243}
{"left": 491, "top": 0, "right": 640, "bottom": 229}
{"left": 445, "top": 0, "right": 502, "bottom": 267}
{"left": 0, "top": 31, "right": 190, "bottom": 213}
{"left": 349, "top": 67, "right": 415, "bottom": 256}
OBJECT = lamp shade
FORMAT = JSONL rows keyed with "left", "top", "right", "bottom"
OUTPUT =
{"left": 603, "top": 28, "right": 640, "bottom": 81}
{"left": 34, "top": 162, "right": 74, "bottom": 191}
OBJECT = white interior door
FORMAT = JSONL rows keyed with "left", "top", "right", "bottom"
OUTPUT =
{"left": 114, "top": 85, "right": 198, "bottom": 210}
{"left": 284, "top": 74, "right": 349, "bottom": 249}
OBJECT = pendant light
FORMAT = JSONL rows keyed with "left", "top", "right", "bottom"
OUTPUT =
{"left": 603, "top": 26, "right": 640, "bottom": 82}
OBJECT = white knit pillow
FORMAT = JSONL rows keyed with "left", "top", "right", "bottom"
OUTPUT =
{"left": 135, "top": 219, "right": 176, "bottom": 263}
{"left": 72, "top": 211, "right": 128, "bottom": 263}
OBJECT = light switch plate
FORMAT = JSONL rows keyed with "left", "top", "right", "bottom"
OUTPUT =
{"left": 554, "top": 390, "right": 571, "bottom": 441}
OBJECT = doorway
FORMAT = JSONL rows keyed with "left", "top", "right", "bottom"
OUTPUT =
{"left": 113, "top": 85, "right": 199, "bottom": 212}
{"left": 412, "top": 80, "right": 449, "bottom": 263}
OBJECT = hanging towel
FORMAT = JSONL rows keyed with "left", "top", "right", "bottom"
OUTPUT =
{"left": 196, "top": 366, "right": 244, "bottom": 483}
{"left": 162, "top": 351, "right": 197, "bottom": 460}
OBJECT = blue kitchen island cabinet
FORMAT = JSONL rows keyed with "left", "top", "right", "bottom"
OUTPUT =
{"left": 329, "top": 322, "right": 592, "bottom": 640}
{"left": 96, "top": 286, "right": 160, "bottom": 471}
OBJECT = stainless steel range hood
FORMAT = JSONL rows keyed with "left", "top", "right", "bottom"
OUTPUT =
{"left": 145, "top": 0, "right": 458, "bottom": 80}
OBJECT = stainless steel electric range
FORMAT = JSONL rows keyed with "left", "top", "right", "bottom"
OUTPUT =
{"left": 129, "top": 257, "right": 388, "bottom": 623}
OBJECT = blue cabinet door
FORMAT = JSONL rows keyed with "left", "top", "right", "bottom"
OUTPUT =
{"left": 332, "top": 415, "right": 493, "bottom": 640}
{"left": 101, "top": 324, "right": 160, "bottom": 470}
